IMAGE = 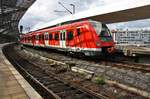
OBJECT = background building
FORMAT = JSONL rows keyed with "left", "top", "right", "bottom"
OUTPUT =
{"left": 112, "top": 29, "right": 150, "bottom": 47}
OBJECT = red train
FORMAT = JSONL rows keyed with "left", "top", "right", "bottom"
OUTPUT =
{"left": 20, "top": 19, "right": 115, "bottom": 56}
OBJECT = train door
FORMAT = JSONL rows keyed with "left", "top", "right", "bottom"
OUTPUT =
{"left": 76, "top": 28, "right": 82, "bottom": 48}
{"left": 44, "top": 32, "right": 49, "bottom": 47}
{"left": 39, "top": 34, "right": 45, "bottom": 47}
{"left": 32, "top": 35, "right": 35, "bottom": 46}
{"left": 35, "top": 34, "right": 39, "bottom": 46}
{"left": 60, "top": 30, "right": 66, "bottom": 48}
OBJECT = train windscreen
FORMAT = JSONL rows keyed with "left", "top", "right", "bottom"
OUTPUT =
{"left": 90, "top": 20, "right": 112, "bottom": 41}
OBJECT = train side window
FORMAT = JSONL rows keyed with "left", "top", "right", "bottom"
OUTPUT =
{"left": 60, "top": 32, "right": 63, "bottom": 40}
{"left": 63, "top": 32, "right": 66, "bottom": 40}
{"left": 67, "top": 31, "right": 73, "bottom": 40}
{"left": 39, "top": 35, "right": 41, "bottom": 40}
{"left": 36, "top": 35, "right": 39, "bottom": 40}
{"left": 41, "top": 35, "right": 44, "bottom": 40}
{"left": 42, "top": 35, "right": 44, "bottom": 40}
{"left": 35, "top": 36, "right": 37, "bottom": 40}
{"left": 30, "top": 37, "right": 32, "bottom": 40}
{"left": 77, "top": 28, "right": 81, "bottom": 36}
{"left": 45, "top": 35, "right": 48, "bottom": 40}
{"left": 45, "top": 33, "right": 49, "bottom": 40}
{"left": 49, "top": 33, "right": 53, "bottom": 40}
{"left": 54, "top": 33, "right": 59, "bottom": 40}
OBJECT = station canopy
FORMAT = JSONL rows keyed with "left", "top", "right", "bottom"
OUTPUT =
{"left": 0, "top": 0, "right": 35, "bottom": 36}
{"left": 33, "top": 0, "right": 150, "bottom": 31}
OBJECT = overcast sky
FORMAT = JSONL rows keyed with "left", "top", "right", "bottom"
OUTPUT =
{"left": 19, "top": 0, "right": 150, "bottom": 32}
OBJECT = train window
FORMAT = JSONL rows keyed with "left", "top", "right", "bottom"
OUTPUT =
{"left": 36, "top": 35, "right": 39, "bottom": 40}
{"left": 90, "top": 20, "right": 102, "bottom": 35}
{"left": 101, "top": 24, "right": 111, "bottom": 37}
{"left": 67, "top": 31, "right": 73, "bottom": 40}
{"left": 60, "top": 31, "right": 66, "bottom": 40}
{"left": 77, "top": 28, "right": 80, "bottom": 36}
{"left": 41, "top": 35, "right": 44, "bottom": 40}
{"left": 45, "top": 33, "right": 49, "bottom": 40}
{"left": 39, "top": 35, "right": 41, "bottom": 40}
{"left": 60, "top": 33, "right": 63, "bottom": 40}
{"left": 63, "top": 32, "right": 66, "bottom": 40}
{"left": 54, "top": 33, "right": 59, "bottom": 40}
{"left": 29, "top": 37, "right": 31, "bottom": 40}
{"left": 49, "top": 33, "right": 53, "bottom": 40}
{"left": 45, "top": 35, "right": 48, "bottom": 40}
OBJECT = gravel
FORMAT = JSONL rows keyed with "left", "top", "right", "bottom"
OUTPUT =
{"left": 23, "top": 46, "right": 150, "bottom": 92}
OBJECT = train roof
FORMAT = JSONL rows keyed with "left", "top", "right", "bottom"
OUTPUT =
{"left": 31, "top": 19, "right": 88, "bottom": 33}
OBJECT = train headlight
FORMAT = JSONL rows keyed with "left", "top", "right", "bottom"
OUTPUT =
{"left": 96, "top": 42, "right": 100, "bottom": 46}
{"left": 107, "top": 47, "right": 115, "bottom": 53}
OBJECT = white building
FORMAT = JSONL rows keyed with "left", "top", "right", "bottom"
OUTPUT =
{"left": 112, "top": 30, "right": 150, "bottom": 46}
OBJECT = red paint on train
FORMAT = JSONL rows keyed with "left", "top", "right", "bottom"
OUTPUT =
{"left": 20, "top": 20, "right": 115, "bottom": 56}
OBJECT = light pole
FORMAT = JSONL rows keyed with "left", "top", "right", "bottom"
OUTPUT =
{"left": 53, "top": 10, "right": 68, "bottom": 13}
{"left": 70, "top": 4, "right": 75, "bottom": 14}
{"left": 58, "top": 2, "right": 73, "bottom": 14}
{"left": 55, "top": 2, "right": 75, "bottom": 15}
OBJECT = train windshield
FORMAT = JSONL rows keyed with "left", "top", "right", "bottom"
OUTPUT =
{"left": 90, "top": 20, "right": 112, "bottom": 41}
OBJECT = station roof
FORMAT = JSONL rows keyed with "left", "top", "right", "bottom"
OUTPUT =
{"left": 0, "top": 0, "right": 35, "bottom": 36}
{"left": 33, "top": 0, "right": 150, "bottom": 31}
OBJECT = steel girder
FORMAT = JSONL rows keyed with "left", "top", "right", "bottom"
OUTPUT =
{"left": 0, "top": 0, "right": 35, "bottom": 36}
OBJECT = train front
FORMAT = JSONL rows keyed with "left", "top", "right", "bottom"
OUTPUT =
{"left": 89, "top": 20, "right": 115, "bottom": 54}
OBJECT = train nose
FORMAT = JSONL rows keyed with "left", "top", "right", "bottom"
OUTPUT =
{"left": 107, "top": 47, "right": 115, "bottom": 54}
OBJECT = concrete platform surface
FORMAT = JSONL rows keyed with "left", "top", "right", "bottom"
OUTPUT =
{"left": 0, "top": 43, "right": 42, "bottom": 99}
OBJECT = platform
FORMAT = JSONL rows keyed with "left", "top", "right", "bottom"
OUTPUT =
{"left": 0, "top": 43, "right": 42, "bottom": 99}
{"left": 116, "top": 45, "right": 150, "bottom": 56}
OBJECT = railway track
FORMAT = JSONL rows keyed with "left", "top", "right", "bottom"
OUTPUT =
{"left": 19, "top": 44, "right": 150, "bottom": 97}
{"left": 2, "top": 43, "right": 149, "bottom": 98}
{"left": 23, "top": 45, "right": 150, "bottom": 73}
{"left": 109, "top": 62, "right": 150, "bottom": 73}
{"left": 86, "top": 56, "right": 150, "bottom": 73}
{"left": 3, "top": 44, "right": 110, "bottom": 99}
